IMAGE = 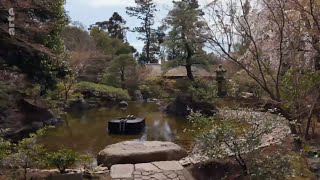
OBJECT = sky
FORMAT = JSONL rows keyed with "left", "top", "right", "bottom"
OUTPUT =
{"left": 65, "top": 0, "right": 210, "bottom": 51}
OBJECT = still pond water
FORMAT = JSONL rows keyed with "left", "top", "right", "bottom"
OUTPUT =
{"left": 39, "top": 102, "right": 194, "bottom": 155}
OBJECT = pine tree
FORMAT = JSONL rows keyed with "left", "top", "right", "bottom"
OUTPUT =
{"left": 90, "top": 12, "right": 127, "bottom": 41}
{"left": 126, "top": 0, "right": 158, "bottom": 63}
{"left": 107, "top": 12, "right": 127, "bottom": 41}
{"left": 164, "top": 0, "right": 207, "bottom": 81}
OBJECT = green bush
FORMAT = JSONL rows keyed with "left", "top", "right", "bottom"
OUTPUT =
{"left": 45, "top": 149, "right": 81, "bottom": 174}
{"left": 187, "top": 109, "right": 276, "bottom": 175}
{"left": 1, "top": 128, "right": 49, "bottom": 179}
{"left": 188, "top": 80, "right": 217, "bottom": 102}
{"left": 174, "top": 79, "right": 193, "bottom": 91}
{"left": 75, "top": 81, "right": 131, "bottom": 101}
{"left": 0, "top": 138, "right": 12, "bottom": 161}
{"left": 249, "top": 152, "right": 293, "bottom": 179}
{"left": 139, "top": 77, "right": 172, "bottom": 99}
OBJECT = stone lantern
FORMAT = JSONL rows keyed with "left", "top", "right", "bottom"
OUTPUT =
{"left": 215, "top": 65, "right": 227, "bottom": 97}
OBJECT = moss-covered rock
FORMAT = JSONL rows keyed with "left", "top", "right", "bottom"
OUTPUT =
{"left": 73, "top": 81, "right": 131, "bottom": 108}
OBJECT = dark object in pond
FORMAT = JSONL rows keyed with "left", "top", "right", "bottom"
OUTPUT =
{"left": 119, "top": 101, "right": 128, "bottom": 108}
{"left": 108, "top": 115, "right": 145, "bottom": 135}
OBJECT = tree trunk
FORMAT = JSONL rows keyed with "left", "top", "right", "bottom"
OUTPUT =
{"left": 24, "top": 165, "right": 27, "bottom": 180}
{"left": 305, "top": 94, "right": 319, "bottom": 139}
{"left": 305, "top": 113, "right": 313, "bottom": 140}
{"left": 275, "top": 105, "right": 298, "bottom": 135}
{"left": 121, "top": 70, "right": 126, "bottom": 89}
{"left": 64, "top": 91, "right": 68, "bottom": 106}
{"left": 185, "top": 65, "right": 194, "bottom": 81}
{"left": 146, "top": 38, "right": 150, "bottom": 63}
{"left": 235, "top": 154, "right": 248, "bottom": 176}
{"left": 145, "top": 22, "right": 151, "bottom": 63}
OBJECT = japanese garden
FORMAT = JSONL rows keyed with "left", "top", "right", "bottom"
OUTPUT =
{"left": 0, "top": 0, "right": 320, "bottom": 179}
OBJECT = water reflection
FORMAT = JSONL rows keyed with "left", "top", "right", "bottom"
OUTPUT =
{"left": 39, "top": 102, "right": 193, "bottom": 155}
{"left": 146, "top": 119, "right": 174, "bottom": 142}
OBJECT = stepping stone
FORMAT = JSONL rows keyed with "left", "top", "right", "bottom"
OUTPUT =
{"left": 152, "top": 161, "right": 184, "bottom": 171}
{"left": 167, "top": 173, "right": 178, "bottom": 179}
{"left": 135, "top": 163, "right": 160, "bottom": 172}
{"left": 142, "top": 176, "right": 151, "bottom": 179}
{"left": 151, "top": 173, "right": 167, "bottom": 180}
{"left": 133, "top": 171, "right": 142, "bottom": 175}
{"left": 110, "top": 164, "right": 134, "bottom": 179}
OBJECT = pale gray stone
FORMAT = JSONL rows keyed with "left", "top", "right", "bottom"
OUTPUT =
{"left": 133, "top": 171, "right": 142, "bottom": 175}
{"left": 97, "top": 141, "right": 188, "bottom": 167}
{"left": 179, "top": 157, "right": 192, "bottom": 166}
{"left": 152, "top": 173, "right": 167, "bottom": 180}
{"left": 142, "top": 172, "right": 151, "bottom": 176}
{"left": 142, "top": 176, "right": 151, "bottom": 180}
{"left": 152, "top": 161, "right": 184, "bottom": 171}
{"left": 168, "top": 173, "right": 178, "bottom": 179}
{"left": 110, "top": 164, "right": 134, "bottom": 179}
{"left": 135, "top": 163, "right": 160, "bottom": 172}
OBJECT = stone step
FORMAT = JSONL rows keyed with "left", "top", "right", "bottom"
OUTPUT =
{"left": 110, "top": 161, "right": 194, "bottom": 180}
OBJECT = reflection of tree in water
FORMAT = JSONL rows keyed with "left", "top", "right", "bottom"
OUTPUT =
{"left": 146, "top": 116, "right": 176, "bottom": 142}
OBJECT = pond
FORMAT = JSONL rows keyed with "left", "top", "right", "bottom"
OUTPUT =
{"left": 39, "top": 102, "right": 194, "bottom": 155}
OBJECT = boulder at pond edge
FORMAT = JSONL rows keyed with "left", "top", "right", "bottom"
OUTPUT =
{"left": 97, "top": 141, "right": 188, "bottom": 167}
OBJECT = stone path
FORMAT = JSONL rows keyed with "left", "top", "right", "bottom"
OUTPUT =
{"left": 110, "top": 161, "right": 194, "bottom": 180}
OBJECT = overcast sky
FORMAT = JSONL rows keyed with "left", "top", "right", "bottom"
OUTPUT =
{"left": 65, "top": 0, "right": 210, "bottom": 51}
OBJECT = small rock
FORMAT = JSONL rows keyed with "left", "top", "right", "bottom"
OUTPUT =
{"left": 307, "top": 158, "right": 320, "bottom": 171}
{"left": 179, "top": 158, "right": 192, "bottom": 166}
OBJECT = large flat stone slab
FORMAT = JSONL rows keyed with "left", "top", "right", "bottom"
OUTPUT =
{"left": 152, "top": 161, "right": 184, "bottom": 171}
{"left": 97, "top": 141, "right": 188, "bottom": 167}
{"left": 110, "top": 164, "right": 134, "bottom": 179}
